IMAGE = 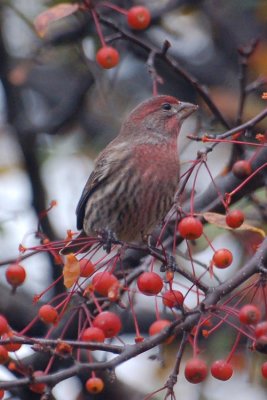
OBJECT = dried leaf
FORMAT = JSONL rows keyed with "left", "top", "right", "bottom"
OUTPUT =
{"left": 34, "top": 3, "right": 79, "bottom": 37}
{"left": 202, "top": 212, "right": 265, "bottom": 237}
{"left": 63, "top": 253, "right": 80, "bottom": 288}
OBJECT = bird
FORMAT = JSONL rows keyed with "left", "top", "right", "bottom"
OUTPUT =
{"left": 62, "top": 95, "right": 198, "bottom": 253}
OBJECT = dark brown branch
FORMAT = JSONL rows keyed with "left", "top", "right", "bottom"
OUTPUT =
{"left": 2, "top": 237, "right": 266, "bottom": 391}
{"left": 204, "top": 107, "right": 267, "bottom": 141}
{"left": 0, "top": 337, "right": 123, "bottom": 354}
{"left": 100, "top": 16, "right": 230, "bottom": 129}
{"left": 236, "top": 40, "right": 259, "bottom": 125}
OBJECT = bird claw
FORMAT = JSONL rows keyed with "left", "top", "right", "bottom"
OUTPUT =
{"left": 100, "top": 229, "right": 117, "bottom": 253}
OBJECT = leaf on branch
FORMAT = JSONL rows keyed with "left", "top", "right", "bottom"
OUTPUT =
{"left": 201, "top": 212, "right": 266, "bottom": 237}
{"left": 63, "top": 253, "right": 80, "bottom": 288}
{"left": 34, "top": 3, "right": 79, "bottom": 37}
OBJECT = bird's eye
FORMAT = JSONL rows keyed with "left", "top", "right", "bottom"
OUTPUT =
{"left": 161, "top": 103, "right": 172, "bottom": 111}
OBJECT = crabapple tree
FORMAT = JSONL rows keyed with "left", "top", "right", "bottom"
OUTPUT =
{"left": 0, "top": 1, "right": 267, "bottom": 400}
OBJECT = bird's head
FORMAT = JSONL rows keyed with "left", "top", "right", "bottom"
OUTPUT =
{"left": 120, "top": 95, "right": 198, "bottom": 142}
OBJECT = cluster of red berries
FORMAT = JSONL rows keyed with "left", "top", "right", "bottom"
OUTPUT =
{"left": 184, "top": 358, "right": 233, "bottom": 383}
{"left": 177, "top": 215, "right": 238, "bottom": 269}
{"left": 95, "top": 6, "right": 151, "bottom": 69}
{"left": 0, "top": 314, "right": 23, "bottom": 398}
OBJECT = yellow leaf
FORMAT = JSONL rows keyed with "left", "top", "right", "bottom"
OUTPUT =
{"left": 63, "top": 253, "right": 80, "bottom": 289}
{"left": 201, "top": 212, "right": 265, "bottom": 238}
{"left": 34, "top": 3, "right": 79, "bottom": 37}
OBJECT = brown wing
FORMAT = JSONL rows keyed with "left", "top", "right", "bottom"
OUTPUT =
{"left": 76, "top": 143, "right": 130, "bottom": 230}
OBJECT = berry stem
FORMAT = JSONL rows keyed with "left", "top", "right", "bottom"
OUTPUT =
{"left": 19, "top": 315, "right": 39, "bottom": 335}
{"left": 127, "top": 291, "right": 141, "bottom": 338}
{"left": 91, "top": 9, "right": 106, "bottom": 47}
{"left": 201, "top": 137, "right": 267, "bottom": 147}
{"left": 186, "top": 241, "right": 200, "bottom": 304}
{"left": 190, "top": 160, "right": 203, "bottom": 215}
{"left": 225, "top": 162, "right": 267, "bottom": 205}
{"left": 97, "top": 2, "right": 128, "bottom": 15}
{"left": 203, "top": 161, "right": 227, "bottom": 209}
{"left": 260, "top": 284, "right": 267, "bottom": 318}
{"left": 155, "top": 297, "right": 160, "bottom": 320}
{"left": 44, "top": 354, "right": 55, "bottom": 374}
{"left": 226, "top": 331, "right": 241, "bottom": 363}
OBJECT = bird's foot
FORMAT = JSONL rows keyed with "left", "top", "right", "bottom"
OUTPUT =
{"left": 100, "top": 229, "right": 118, "bottom": 253}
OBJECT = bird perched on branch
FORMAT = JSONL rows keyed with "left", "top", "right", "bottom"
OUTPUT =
{"left": 63, "top": 95, "right": 197, "bottom": 253}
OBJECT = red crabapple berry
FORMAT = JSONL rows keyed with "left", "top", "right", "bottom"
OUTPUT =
{"left": 79, "top": 259, "right": 95, "bottom": 277}
{"left": 81, "top": 327, "right": 105, "bottom": 343}
{"left": 96, "top": 46, "right": 119, "bottom": 69}
{"left": 127, "top": 6, "right": 151, "bottom": 30}
{"left": 137, "top": 271, "right": 163, "bottom": 296}
{"left": 162, "top": 290, "right": 184, "bottom": 308}
{"left": 86, "top": 377, "right": 104, "bottom": 394}
{"left": 239, "top": 304, "right": 261, "bottom": 325}
{"left": 55, "top": 342, "right": 72, "bottom": 356}
{"left": 255, "top": 321, "right": 267, "bottom": 338}
{"left": 93, "top": 311, "right": 122, "bottom": 338}
{"left": 38, "top": 304, "right": 59, "bottom": 324}
{"left": 0, "top": 345, "right": 9, "bottom": 364}
{"left": 211, "top": 360, "right": 233, "bottom": 380}
{"left": 92, "top": 271, "right": 119, "bottom": 297}
{"left": 29, "top": 371, "right": 46, "bottom": 394}
{"left": 2, "top": 332, "right": 22, "bottom": 352}
{"left": 226, "top": 209, "right": 244, "bottom": 228}
{"left": 262, "top": 361, "right": 267, "bottom": 378}
{"left": 232, "top": 160, "right": 252, "bottom": 179}
{"left": 184, "top": 358, "right": 208, "bottom": 383}
{"left": 149, "top": 319, "right": 174, "bottom": 344}
{"left": 5, "top": 264, "right": 26, "bottom": 287}
{"left": 212, "top": 249, "right": 233, "bottom": 269}
{"left": 0, "top": 315, "right": 9, "bottom": 335}
{"left": 255, "top": 335, "right": 267, "bottom": 354}
{"left": 178, "top": 217, "right": 203, "bottom": 240}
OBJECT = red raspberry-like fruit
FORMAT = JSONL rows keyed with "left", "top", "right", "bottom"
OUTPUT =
{"left": 226, "top": 209, "right": 245, "bottom": 228}
{"left": 149, "top": 319, "right": 173, "bottom": 344}
{"left": 96, "top": 46, "right": 119, "bottom": 69}
{"left": 255, "top": 335, "right": 267, "bottom": 354}
{"left": 2, "top": 332, "right": 21, "bottom": 352}
{"left": 137, "top": 271, "right": 163, "bottom": 296}
{"left": 262, "top": 361, "right": 267, "bottom": 378}
{"left": 255, "top": 321, "right": 267, "bottom": 338}
{"left": 184, "top": 358, "right": 208, "bottom": 384}
{"left": 86, "top": 377, "right": 104, "bottom": 394}
{"left": 5, "top": 264, "right": 26, "bottom": 287}
{"left": 79, "top": 259, "right": 95, "bottom": 277}
{"left": 81, "top": 327, "right": 105, "bottom": 343}
{"left": 162, "top": 290, "right": 184, "bottom": 308}
{"left": 239, "top": 304, "right": 261, "bottom": 325}
{"left": 29, "top": 371, "right": 46, "bottom": 394}
{"left": 232, "top": 160, "right": 252, "bottom": 179}
{"left": 211, "top": 360, "right": 233, "bottom": 380}
{"left": 212, "top": 249, "right": 233, "bottom": 268}
{"left": 38, "top": 304, "right": 58, "bottom": 324}
{"left": 178, "top": 217, "right": 203, "bottom": 240}
{"left": 93, "top": 311, "right": 121, "bottom": 338}
{"left": 127, "top": 6, "right": 151, "bottom": 30}
{"left": 92, "top": 271, "right": 119, "bottom": 297}
{"left": 0, "top": 315, "right": 9, "bottom": 335}
{"left": 0, "top": 345, "right": 8, "bottom": 364}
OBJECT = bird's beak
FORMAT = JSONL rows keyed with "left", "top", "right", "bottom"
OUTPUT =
{"left": 176, "top": 101, "right": 198, "bottom": 120}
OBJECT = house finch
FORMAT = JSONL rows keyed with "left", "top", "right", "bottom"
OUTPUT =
{"left": 64, "top": 95, "right": 197, "bottom": 252}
